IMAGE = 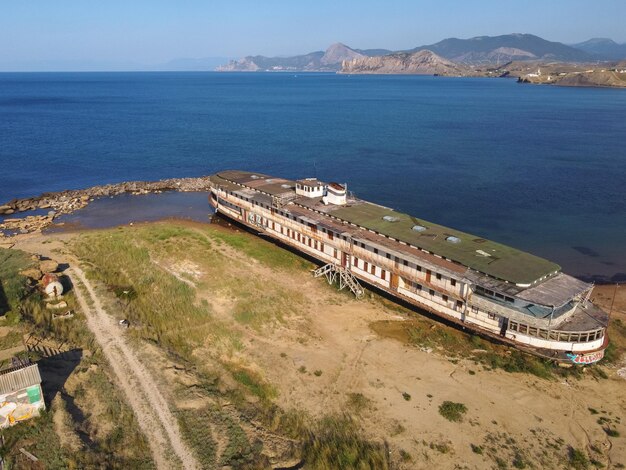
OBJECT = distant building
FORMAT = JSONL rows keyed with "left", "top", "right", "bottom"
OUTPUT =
{"left": 0, "top": 363, "right": 45, "bottom": 428}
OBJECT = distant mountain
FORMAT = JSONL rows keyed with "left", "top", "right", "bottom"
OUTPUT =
{"left": 407, "top": 33, "right": 593, "bottom": 63}
{"left": 216, "top": 34, "right": 612, "bottom": 73}
{"left": 216, "top": 43, "right": 365, "bottom": 72}
{"left": 341, "top": 50, "right": 470, "bottom": 76}
{"left": 571, "top": 38, "right": 626, "bottom": 60}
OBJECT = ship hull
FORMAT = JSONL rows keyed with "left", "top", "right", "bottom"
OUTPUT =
{"left": 209, "top": 188, "right": 606, "bottom": 365}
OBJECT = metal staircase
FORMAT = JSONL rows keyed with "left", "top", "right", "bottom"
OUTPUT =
{"left": 313, "top": 263, "right": 364, "bottom": 298}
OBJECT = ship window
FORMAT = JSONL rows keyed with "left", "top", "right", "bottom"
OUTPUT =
{"left": 386, "top": 253, "right": 391, "bottom": 259}
{"left": 442, "top": 295, "right": 448, "bottom": 303}
{"left": 364, "top": 262, "right": 369, "bottom": 271}
{"left": 471, "top": 306, "right": 479, "bottom": 314}
{"left": 456, "top": 300, "right": 463, "bottom": 309}
{"left": 451, "top": 279, "right": 456, "bottom": 287}
{"left": 416, "top": 265, "right": 422, "bottom": 272}
{"left": 403, "top": 260, "right": 408, "bottom": 266}
{"left": 381, "top": 270, "right": 386, "bottom": 281}
{"left": 488, "top": 312, "right": 497, "bottom": 320}
{"left": 495, "top": 293, "right": 505, "bottom": 300}
{"left": 374, "top": 249, "right": 378, "bottom": 254}
{"left": 429, "top": 289, "right": 435, "bottom": 296}
{"left": 436, "top": 273, "right": 442, "bottom": 281}
{"left": 505, "top": 296, "right": 514, "bottom": 303}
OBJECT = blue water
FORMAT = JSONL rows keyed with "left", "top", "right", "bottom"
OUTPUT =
{"left": 1, "top": 72, "right": 625, "bottom": 281}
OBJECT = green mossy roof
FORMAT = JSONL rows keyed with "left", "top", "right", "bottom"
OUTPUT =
{"left": 330, "top": 202, "right": 560, "bottom": 285}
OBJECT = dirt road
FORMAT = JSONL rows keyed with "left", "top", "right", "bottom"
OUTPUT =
{"left": 69, "top": 264, "right": 199, "bottom": 469}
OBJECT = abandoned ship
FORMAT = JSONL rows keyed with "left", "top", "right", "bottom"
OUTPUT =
{"left": 209, "top": 170, "right": 609, "bottom": 364}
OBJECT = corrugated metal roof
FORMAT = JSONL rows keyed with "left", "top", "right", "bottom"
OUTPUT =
{"left": 0, "top": 364, "right": 42, "bottom": 395}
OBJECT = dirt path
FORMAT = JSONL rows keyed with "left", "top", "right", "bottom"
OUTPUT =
{"left": 68, "top": 264, "right": 199, "bottom": 470}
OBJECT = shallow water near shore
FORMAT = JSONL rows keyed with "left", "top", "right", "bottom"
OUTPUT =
{"left": 46, "top": 191, "right": 212, "bottom": 231}
{"left": 1, "top": 72, "right": 625, "bottom": 280}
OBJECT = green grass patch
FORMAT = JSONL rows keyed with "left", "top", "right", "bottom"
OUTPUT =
{"left": 302, "top": 415, "right": 389, "bottom": 470}
{"left": 231, "top": 368, "right": 276, "bottom": 401}
{"left": 176, "top": 408, "right": 218, "bottom": 468}
{"left": 0, "top": 247, "right": 35, "bottom": 320}
{"left": 206, "top": 227, "right": 312, "bottom": 271}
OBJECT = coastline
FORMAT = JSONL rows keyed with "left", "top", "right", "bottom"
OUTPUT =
{"left": 2, "top": 179, "right": 624, "bottom": 285}
{"left": 0, "top": 176, "right": 214, "bottom": 235}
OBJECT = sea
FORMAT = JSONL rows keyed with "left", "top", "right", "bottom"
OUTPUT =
{"left": 0, "top": 72, "right": 625, "bottom": 282}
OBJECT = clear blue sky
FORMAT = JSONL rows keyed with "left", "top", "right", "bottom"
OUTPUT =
{"left": 2, "top": 0, "right": 625, "bottom": 69}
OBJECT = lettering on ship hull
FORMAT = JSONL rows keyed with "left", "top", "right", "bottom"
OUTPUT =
{"left": 566, "top": 350, "right": 604, "bottom": 364}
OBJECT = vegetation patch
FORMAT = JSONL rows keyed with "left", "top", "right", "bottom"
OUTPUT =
{"left": 301, "top": 415, "right": 389, "bottom": 469}
{"left": 438, "top": 401, "right": 467, "bottom": 422}
{"left": 569, "top": 447, "right": 590, "bottom": 470}
{"left": 346, "top": 393, "right": 372, "bottom": 415}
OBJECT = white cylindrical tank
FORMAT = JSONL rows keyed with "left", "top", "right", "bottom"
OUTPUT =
{"left": 42, "top": 273, "right": 64, "bottom": 298}
{"left": 44, "top": 282, "right": 63, "bottom": 298}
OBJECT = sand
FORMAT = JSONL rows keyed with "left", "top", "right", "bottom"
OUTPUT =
{"left": 9, "top": 223, "right": 626, "bottom": 469}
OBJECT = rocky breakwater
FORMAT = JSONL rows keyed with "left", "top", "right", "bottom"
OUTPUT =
{"left": 0, "top": 176, "right": 213, "bottom": 236}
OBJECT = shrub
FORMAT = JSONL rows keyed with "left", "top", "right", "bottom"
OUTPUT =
{"left": 569, "top": 447, "right": 590, "bottom": 470}
{"left": 438, "top": 401, "right": 467, "bottom": 422}
{"left": 471, "top": 444, "right": 483, "bottom": 454}
{"left": 402, "top": 392, "right": 411, "bottom": 401}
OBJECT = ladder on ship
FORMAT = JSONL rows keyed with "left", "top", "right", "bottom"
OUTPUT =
{"left": 313, "top": 263, "right": 364, "bottom": 298}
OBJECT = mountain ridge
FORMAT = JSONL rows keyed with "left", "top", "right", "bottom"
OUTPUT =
{"left": 215, "top": 34, "right": 626, "bottom": 73}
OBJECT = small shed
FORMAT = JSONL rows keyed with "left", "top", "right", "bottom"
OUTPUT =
{"left": 0, "top": 363, "right": 45, "bottom": 428}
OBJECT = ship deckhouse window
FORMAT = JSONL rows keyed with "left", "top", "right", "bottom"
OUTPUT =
{"left": 451, "top": 279, "right": 456, "bottom": 287}
{"left": 436, "top": 273, "right": 442, "bottom": 281}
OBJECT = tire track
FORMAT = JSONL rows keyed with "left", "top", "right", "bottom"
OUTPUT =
{"left": 70, "top": 265, "right": 199, "bottom": 470}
